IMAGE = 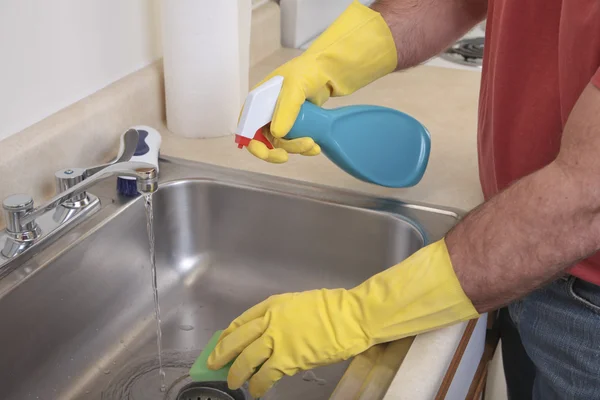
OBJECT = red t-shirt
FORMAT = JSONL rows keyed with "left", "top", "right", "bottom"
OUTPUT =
{"left": 478, "top": 0, "right": 600, "bottom": 285}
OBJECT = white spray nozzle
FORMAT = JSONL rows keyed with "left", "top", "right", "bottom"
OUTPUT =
{"left": 235, "top": 75, "right": 284, "bottom": 148}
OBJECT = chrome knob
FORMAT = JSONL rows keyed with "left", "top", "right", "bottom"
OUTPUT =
{"left": 3, "top": 194, "right": 34, "bottom": 210}
{"left": 55, "top": 168, "right": 87, "bottom": 204}
{"left": 55, "top": 168, "right": 85, "bottom": 192}
{"left": 3, "top": 194, "right": 37, "bottom": 235}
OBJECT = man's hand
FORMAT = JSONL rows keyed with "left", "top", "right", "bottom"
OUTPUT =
{"left": 207, "top": 289, "right": 369, "bottom": 397}
{"left": 245, "top": 0, "right": 486, "bottom": 163}
{"left": 207, "top": 240, "right": 478, "bottom": 398}
{"left": 244, "top": 1, "right": 397, "bottom": 163}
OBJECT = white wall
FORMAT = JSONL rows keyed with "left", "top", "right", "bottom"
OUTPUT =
{"left": 280, "top": 0, "right": 375, "bottom": 48}
{"left": 0, "top": 0, "right": 162, "bottom": 141}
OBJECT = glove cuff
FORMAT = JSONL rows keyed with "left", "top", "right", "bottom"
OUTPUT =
{"left": 305, "top": 0, "right": 398, "bottom": 96}
{"left": 351, "top": 239, "right": 480, "bottom": 344}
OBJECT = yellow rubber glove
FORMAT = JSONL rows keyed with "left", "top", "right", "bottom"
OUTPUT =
{"left": 246, "top": 126, "right": 321, "bottom": 163}
{"left": 207, "top": 239, "right": 479, "bottom": 398}
{"left": 247, "top": 0, "right": 398, "bottom": 163}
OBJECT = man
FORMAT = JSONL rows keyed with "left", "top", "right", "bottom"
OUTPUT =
{"left": 207, "top": 1, "right": 600, "bottom": 398}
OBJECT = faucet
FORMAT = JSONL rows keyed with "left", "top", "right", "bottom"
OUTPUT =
{"left": 0, "top": 129, "right": 159, "bottom": 266}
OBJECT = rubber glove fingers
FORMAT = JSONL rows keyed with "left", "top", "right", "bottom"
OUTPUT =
{"left": 246, "top": 128, "right": 321, "bottom": 163}
{"left": 212, "top": 320, "right": 277, "bottom": 396}
{"left": 246, "top": 359, "right": 284, "bottom": 399}
{"left": 207, "top": 294, "right": 292, "bottom": 397}
{"left": 271, "top": 133, "right": 321, "bottom": 156}
{"left": 207, "top": 295, "right": 280, "bottom": 370}
{"left": 208, "top": 294, "right": 292, "bottom": 369}
{"left": 207, "top": 289, "right": 367, "bottom": 398}
{"left": 247, "top": 141, "right": 289, "bottom": 163}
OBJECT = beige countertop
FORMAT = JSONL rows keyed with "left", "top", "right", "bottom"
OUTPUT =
{"left": 157, "top": 48, "right": 486, "bottom": 399}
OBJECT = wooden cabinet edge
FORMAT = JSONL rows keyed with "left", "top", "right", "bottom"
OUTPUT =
{"left": 436, "top": 313, "right": 501, "bottom": 400}
{"left": 434, "top": 319, "right": 479, "bottom": 399}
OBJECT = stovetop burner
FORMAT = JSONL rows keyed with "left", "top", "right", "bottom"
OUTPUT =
{"left": 440, "top": 37, "right": 484, "bottom": 67}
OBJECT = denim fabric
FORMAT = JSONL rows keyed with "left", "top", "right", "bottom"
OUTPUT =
{"left": 504, "top": 277, "right": 600, "bottom": 400}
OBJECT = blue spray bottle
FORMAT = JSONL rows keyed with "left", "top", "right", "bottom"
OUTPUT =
{"left": 235, "top": 76, "right": 430, "bottom": 188}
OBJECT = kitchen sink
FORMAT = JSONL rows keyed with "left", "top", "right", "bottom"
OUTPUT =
{"left": 0, "top": 156, "right": 462, "bottom": 400}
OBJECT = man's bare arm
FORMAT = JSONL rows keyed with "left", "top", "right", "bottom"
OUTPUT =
{"left": 446, "top": 83, "right": 600, "bottom": 312}
{"left": 371, "top": 0, "right": 487, "bottom": 69}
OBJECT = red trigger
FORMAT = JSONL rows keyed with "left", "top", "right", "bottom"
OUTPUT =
{"left": 252, "top": 127, "right": 274, "bottom": 149}
{"left": 234, "top": 126, "right": 274, "bottom": 150}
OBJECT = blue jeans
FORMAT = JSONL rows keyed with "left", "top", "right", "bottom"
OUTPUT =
{"left": 501, "top": 276, "right": 600, "bottom": 400}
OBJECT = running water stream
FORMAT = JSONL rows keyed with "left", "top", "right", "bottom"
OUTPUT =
{"left": 143, "top": 193, "right": 166, "bottom": 393}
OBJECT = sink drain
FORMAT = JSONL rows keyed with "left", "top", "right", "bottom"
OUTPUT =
{"left": 176, "top": 382, "right": 247, "bottom": 400}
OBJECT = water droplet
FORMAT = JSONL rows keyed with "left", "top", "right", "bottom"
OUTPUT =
{"left": 179, "top": 324, "right": 194, "bottom": 331}
{"left": 85, "top": 391, "right": 90, "bottom": 394}
{"left": 119, "top": 339, "right": 124, "bottom": 344}
{"left": 302, "top": 371, "right": 316, "bottom": 382}
{"left": 302, "top": 371, "right": 327, "bottom": 385}
{"left": 103, "top": 370, "right": 111, "bottom": 375}
{"left": 112, "top": 361, "right": 116, "bottom": 365}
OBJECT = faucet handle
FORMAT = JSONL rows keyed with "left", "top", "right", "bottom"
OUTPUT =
{"left": 55, "top": 168, "right": 91, "bottom": 206}
{"left": 83, "top": 129, "right": 140, "bottom": 178}
{"left": 1, "top": 194, "right": 41, "bottom": 258}
{"left": 3, "top": 194, "right": 39, "bottom": 238}
{"left": 53, "top": 129, "right": 140, "bottom": 203}
{"left": 55, "top": 168, "right": 85, "bottom": 192}
{"left": 3, "top": 194, "right": 34, "bottom": 209}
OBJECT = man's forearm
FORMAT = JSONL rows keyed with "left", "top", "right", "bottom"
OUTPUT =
{"left": 371, "top": 0, "right": 487, "bottom": 69}
{"left": 446, "top": 84, "right": 600, "bottom": 312}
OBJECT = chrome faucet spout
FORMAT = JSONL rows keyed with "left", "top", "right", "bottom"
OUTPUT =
{"left": 133, "top": 166, "right": 159, "bottom": 195}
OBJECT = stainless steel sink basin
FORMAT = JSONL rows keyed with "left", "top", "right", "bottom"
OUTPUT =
{"left": 0, "top": 156, "right": 462, "bottom": 400}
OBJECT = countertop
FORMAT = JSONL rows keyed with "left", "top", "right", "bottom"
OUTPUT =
{"left": 158, "top": 48, "right": 486, "bottom": 399}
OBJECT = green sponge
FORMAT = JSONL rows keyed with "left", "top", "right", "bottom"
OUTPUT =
{"left": 189, "top": 330, "right": 235, "bottom": 382}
